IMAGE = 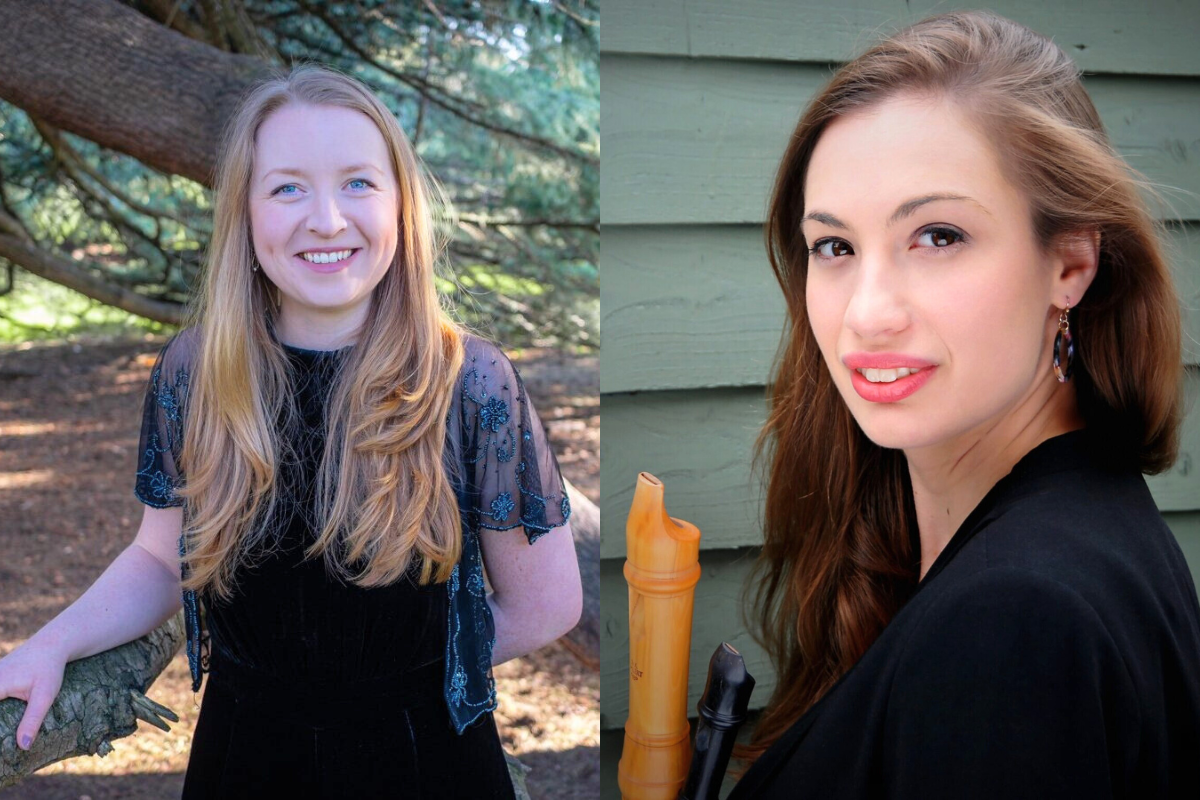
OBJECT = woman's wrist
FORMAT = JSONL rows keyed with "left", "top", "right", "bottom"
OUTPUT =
{"left": 22, "top": 626, "right": 73, "bottom": 664}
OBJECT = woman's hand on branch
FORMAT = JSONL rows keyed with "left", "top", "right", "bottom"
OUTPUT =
{"left": 0, "top": 639, "right": 68, "bottom": 751}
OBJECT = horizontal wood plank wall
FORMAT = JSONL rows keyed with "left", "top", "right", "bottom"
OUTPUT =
{"left": 603, "top": 0, "right": 1200, "bottom": 76}
{"left": 602, "top": 57, "right": 1200, "bottom": 225}
{"left": 599, "top": 4, "right": 1200, "bottom": 743}
{"left": 602, "top": 224, "right": 1200, "bottom": 394}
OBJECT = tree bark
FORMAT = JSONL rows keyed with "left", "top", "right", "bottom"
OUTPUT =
{"left": 562, "top": 478, "right": 601, "bottom": 671}
{"left": 0, "top": 613, "right": 185, "bottom": 788}
{"left": 0, "top": 0, "right": 272, "bottom": 188}
{"left": 0, "top": 0, "right": 274, "bottom": 318}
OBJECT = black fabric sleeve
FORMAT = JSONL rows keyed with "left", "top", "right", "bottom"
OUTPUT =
{"left": 460, "top": 339, "right": 571, "bottom": 544}
{"left": 134, "top": 334, "right": 191, "bottom": 508}
{"left": 883, "top": 567, "right": 1140, "bottom": 798}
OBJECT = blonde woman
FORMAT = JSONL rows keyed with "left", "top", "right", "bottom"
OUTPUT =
{"left": 728, "top": 11, "right": 1200, "bottom": 798}
{"left": 0, "top": 64, "right": 581, "bottom": 798}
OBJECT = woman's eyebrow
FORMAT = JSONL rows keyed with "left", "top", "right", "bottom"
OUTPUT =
{"left": 262, "top": 163, "right": 384, "bottom": 181}
{"left": 801, "top": 193, "right": 991, "bottom": 230}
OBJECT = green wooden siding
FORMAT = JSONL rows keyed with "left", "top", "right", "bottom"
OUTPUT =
{"left": 602, "top": 224, "right": 1200, "bottom": 394}
{"left": 603, "top": 0, "right": 1200, "bottom": 77}
{"left": 599, "top": 6, "right": 1200, "bottom": 777}
{"left": 602, "top": 56, "right": 1200, "bottom": 225}
{"left": 602, "top": 371, "right": 1200, "bottom": 560}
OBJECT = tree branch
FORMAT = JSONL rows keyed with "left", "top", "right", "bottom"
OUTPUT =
{"left": 0, "top": 219, "right": 182, "bottom": 325}
{"left": 34, "top": 120, "right": 171, "bottom": 275}
{"left": 135, "top": 0, "right": 211, "bottom": 43}
{"left": 551, "top": 0, "right": 598, "bottom": 29}
{"left": 30, "top": 116, "right": 204, "bottom": 236}
{"left": 0, "top": 0, "right": 275, "bottom": 187}
{"left": 560, "top": 479, "right": 599, "bottom": 670}
{"left": 457, "top": 213, "right": 600, "bottom": 233}
{"left": 0, "top": 615, "right": 183, "bottom": 788}
{"left": 293, "top": 0, "right": 597, "bottom": 167}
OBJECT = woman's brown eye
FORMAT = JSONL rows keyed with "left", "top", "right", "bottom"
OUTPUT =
{"left": 811, "top": 239, "right": 853, "bottom": 258}
{"left": 918, "top": 227, "right": 964, "bottom": 248}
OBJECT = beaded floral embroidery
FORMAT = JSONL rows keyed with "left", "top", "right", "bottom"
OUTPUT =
{"left": 134, "top": 362, "right": 187, "bottom": 508}
{"left": 442, "top": 340, "right": 572, "bottom": 733}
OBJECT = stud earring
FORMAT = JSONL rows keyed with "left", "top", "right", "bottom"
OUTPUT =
{"left": 1053, "top": 298, "right": 1075, "bottom": 383}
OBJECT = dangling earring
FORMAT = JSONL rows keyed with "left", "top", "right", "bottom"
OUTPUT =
{"left": 252, "top": 259, "right": 260, "bottom": 273}
{"left": 1053, "top": 298, "right": 1074, "bottom": 383}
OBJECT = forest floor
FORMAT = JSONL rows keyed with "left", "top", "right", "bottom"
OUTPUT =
{"left": 0, "top": 333, "right": 599, "bottom": 799}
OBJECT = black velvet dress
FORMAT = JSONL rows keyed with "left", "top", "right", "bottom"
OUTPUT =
{"left": 163, "top": 343, "right": 517, "bottom": 799}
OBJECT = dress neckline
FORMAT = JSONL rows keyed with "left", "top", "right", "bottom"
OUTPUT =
{"left": 914, "top": 426, "right": 1102, "bottom": 591}
{"left": 282, "top": 342, "right": 354, "bottom": 356}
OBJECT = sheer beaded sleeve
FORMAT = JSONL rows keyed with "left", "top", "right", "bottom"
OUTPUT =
{"left": 132, "top": 329, "right": 207, "bottom": 691}
{"left": 458, "top": 337, "right": 571, "bottom": 544}
{"left": 134, "top": 332, "right": 193, "bottom": 508}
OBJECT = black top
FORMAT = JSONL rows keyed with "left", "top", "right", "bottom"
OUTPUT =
{"left": 200, "top": 343, "right": 448, "bottom": 681}
{"left": 728, "top": 429, "right": 1200, "bottom": 799}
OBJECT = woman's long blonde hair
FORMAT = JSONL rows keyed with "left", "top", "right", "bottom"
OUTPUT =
{"left": 735, "top": 10, "right": 1184, "bottom": 774}
{"left": 175, "top": 63, "right": 465, "bottom": 601}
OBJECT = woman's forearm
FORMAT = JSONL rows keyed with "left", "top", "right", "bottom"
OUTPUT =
{"left": 29, "top": 543, "right": 183, "bottom": 663}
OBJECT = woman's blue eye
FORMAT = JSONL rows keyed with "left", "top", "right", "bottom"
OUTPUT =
{"left": 271, "top": 179, "right": 375, "bottom": 196}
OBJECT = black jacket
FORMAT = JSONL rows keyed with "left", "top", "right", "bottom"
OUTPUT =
{"left": 728, "top": 429, "right": 1200, "bottom": 799}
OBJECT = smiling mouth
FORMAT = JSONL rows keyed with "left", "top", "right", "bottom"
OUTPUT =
{"left": 854, "top": 366, "right": 926, "bottom": 383}
{"left": 297, "top": 248, "right": 360, "bottom": 264}
{"left": 849, "top": 365, "right": 936, "bottom": 403}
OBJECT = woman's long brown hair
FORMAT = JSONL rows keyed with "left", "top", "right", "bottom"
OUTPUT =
{"left": 733, "top": 10, "right": 1184, "bottom": 775}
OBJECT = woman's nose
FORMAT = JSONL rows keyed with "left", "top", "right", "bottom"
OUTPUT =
{"left": 842, "top": 258, "right": 911, "bottom": 339}
{"left": 307, "top": 191, "right": 347, "bottom": 236}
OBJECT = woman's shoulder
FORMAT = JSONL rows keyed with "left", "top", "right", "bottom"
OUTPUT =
{"left": 980, "top": 460, "right": 1185, "bottom": 600}
{"left": 929, "top": 468, "right": 1200, "bottom": 681}
{"left": 154, "top": 325, "right": 202, "bottom": 376}
{"left": 458, "top": 331, "right": 512, "bottom": 372}
{"left": 967, "top": 429, "right": 1186, "bottom": 601}
{"left": 141, "top": 327, "right": 200, "bottom": 417}
{"left": 901, "top": 566, "right": 1118, "bottom": 664}
{"left": 455, "top": 332, "right": 525, "bottom": 397}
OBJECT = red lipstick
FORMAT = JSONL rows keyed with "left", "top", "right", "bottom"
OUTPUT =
{"left": 842, "top": 353, "right": 937, "bottom": 403}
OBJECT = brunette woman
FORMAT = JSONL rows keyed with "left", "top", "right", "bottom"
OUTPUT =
{"left": 729, "top": 12, "right": 1200, "bottom": 798}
